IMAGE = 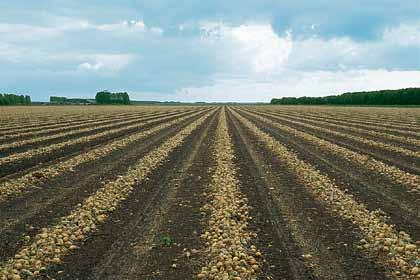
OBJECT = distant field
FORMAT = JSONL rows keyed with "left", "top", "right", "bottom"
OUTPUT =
{"left": 0, "top": 105, "right": 419, "bottom": 280}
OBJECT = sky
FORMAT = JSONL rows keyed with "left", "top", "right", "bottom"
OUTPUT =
{"left": 1, "top": 1, "right": 420, "bottom": 102}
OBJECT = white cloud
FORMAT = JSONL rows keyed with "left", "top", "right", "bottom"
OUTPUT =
{"left": 80, "top": 19, "right": 165, "bottom": 35}
{"left": 96, "top": 20, "right": 146, "bottom": 32}
{"left": 286, "top": 69, "right": 420, "bottom": 97}
{"left": 0, "top": 18, "right": 150, "bottom": 74}
{"left": 150, "top": 27, "right": 163, "bottom": 35}
{"left": 0, "top": 43, "right": 27, "bottom": 63}
{"left": 287, "top": 36, "right": 365, "bottom": 70}
{"left": 0, "top": 42, "right": 135, "bottom": 74}
{"left": 177, "top": 23, "right": 195, "bottom": 32}
{"left": 0, "top": 19, "right": 163, "bottom": 45}
{"left": 54, "top": 18, "right": 92, "bottom": 31}
{"left": 200, "top": 22, "right": 293, "bottom": 74}
{"left": 383, "top": 22, "right": 420, "bottom": 46}
{"left": 78, "top": 62, "right": 104, "bottom": 71}
{"left": 173, "top": 69, "right": 420, "bottom": 102}
{"left": 231, "top": 25, "right": 292, "bottom": 73}
{"left": 174, "top": 21, "right": 420, "bottom": 102}
{"left": 0, "top": 23, "right": 59, "bottom": 42}
{"left": 77, "top": 54, "right": 134, "bottom": 72}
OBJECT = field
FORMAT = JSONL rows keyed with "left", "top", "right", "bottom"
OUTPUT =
{"left": 0, "top": 105, "right": 419, "bottom": 280}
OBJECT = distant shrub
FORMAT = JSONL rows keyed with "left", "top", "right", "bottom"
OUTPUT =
{"left": 0, "top": 93, "right": 31, "bottom": 105}
{"left": 271, "top": 88, "right": 420, "bottom": 105}
{"left": 95, "top": 91, "right": 130, "bottom": 105}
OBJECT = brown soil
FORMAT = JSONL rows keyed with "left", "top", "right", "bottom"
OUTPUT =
{"left": 243, "top": 109, "right": 420, "bottom": 174}
{"left": 238, "top": 109, "right": 420, "bottom": 241}
{"left": 0, "top": 110, "right": 201, "bottom": 178}
{"left": 1, "top": 105, "right": 418, "bottom": 280}
{"left": 0, "top": 110, "right": 208, "bottom": 262}
{"left": 227, "top": 108, "right": 388, "bottom": 280}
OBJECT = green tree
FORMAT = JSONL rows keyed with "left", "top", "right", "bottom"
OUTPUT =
{"left": 95, "top": 91, "right": 130, "bottom": 105}
{"left": 0, "top": 93, "right": 32, "bottom": 105}
{"left": 271, "top": 88, "right": 420, "bottom": 105}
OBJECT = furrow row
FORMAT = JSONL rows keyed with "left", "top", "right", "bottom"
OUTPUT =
{"left": 243, "top": 108, "right": 419, "bottom": 159}
{"left": 198, "top": 108, "right": 263, "bottom": 279}
{"left": 259, "top": 108, "right": 420, "bottom": 143}
{"left": 275, "top": 107, "right": 420, "bottom": 128}
{"left": 0, "top": 112, "right": 135, "bottom": 134}
{"left": 0, "top": 111, "right": 161, "bottom": 142}
{"left": 0, "top": 107, "right": 175, "bottom": 134}
{"left": 264, "top": 106, "right": 420, "bottom": 130}
{"left": 0, "top": 109, "right": 202, "bottom": 170}
{"left": 237, "top": 108, "right": 420, "bottom": 192}
{"left": 0, "top": 109, "right": 206, "bottom": 203}
{"left": 0, "top": 109, "right": 214, "bottom": 279}
{"left": 0, "top": 111, "right": 181, "bottom": 153}
{"left": 231, "top": 108, "right": 420, "bottom": 280}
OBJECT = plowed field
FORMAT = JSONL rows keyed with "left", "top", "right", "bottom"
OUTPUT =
{"left": 1, "top": 105, "right": 419, "bottom": 280}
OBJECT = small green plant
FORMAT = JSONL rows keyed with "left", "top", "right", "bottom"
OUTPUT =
{"left": 161, "top": 235, "right": 173, "bottom": 247}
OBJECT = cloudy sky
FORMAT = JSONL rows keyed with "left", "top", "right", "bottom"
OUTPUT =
{"left": 1, "top": 1, "right": 420, "bottom": 102}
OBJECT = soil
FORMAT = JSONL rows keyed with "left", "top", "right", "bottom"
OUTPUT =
{"left": 0, "top": 110, "right": 208, "bottom": 262}
{"left": 243, "top": 108, "right": 420, "bottom": 174}
{"left": 238, "top": 109, "right": 420, "bottom": 241}
{"left": 1, "top": 105, "right": 418, "bottom": 280}
{"left": 0, "top": 109, "right": 202, "bottom": 178}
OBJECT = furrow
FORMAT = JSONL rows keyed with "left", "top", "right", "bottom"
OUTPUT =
{"left": 0, "top": 109, "right": 214, "bottom": 279}
{"left": 197, "top": 108, "right": 263, "bottom": 280}
{"left": 0, "top": 109, "right": 206, "bottom": 203}
{"left": 263, "top": 107, "right": 420, "bottom": 132}
{"left": 0, "top": 109, "right": 202, "bottom": 173}
{"left": 0, "top": 111, "right": 161, "bottom": 143}
{"left": 262, "top": 106, "right": 420, "bottom": 130}
{"left": 231, "top": 109, "right": 420, "bottom": 280}
{"left": 236, "top": 108, "right": 420, "bottom": 193}
{"left": 0, "top": 113, "right": 126, "bottom": 134}
{"left": 259, "top": 109, "right": 420, "bottom": 145}
{"left": 0, "top": 111, "right": 174, "bottom": 152}
{"left": 242, "top": 108, "right": 419, "bottom": 159}
{"left": 0, "top": 107, "right": 175, "bottom": 134}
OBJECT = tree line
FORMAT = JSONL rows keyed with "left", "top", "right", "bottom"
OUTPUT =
{"left": 50, "top": 96, "right": 94, "bottom": 104}
{"left": 95, "top": 91, "right": 130, "bottom": 105}
{"left": 271, "top": 88, "right": 420, "bottom": 105}
{"left": 0, "top": 94, "right": 31, "bottom": 105}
